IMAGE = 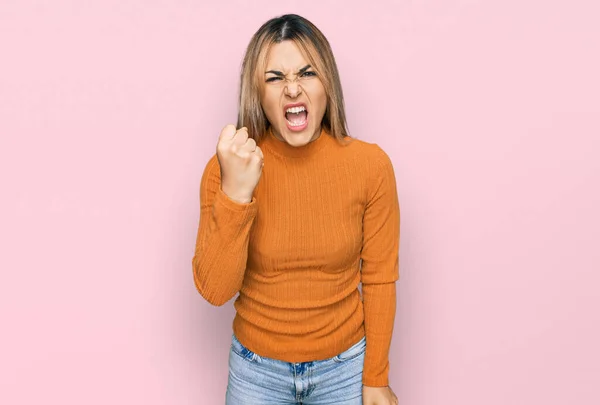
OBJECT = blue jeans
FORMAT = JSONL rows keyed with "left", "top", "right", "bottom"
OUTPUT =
{"left": 226, "top": 333, "right": 366, "bottom": 405}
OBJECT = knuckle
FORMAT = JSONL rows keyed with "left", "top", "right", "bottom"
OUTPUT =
{"left": 220, "top": 124, "right": 235, "bottom": 137}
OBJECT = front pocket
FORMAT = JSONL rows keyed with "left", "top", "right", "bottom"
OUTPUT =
{"left": 230, "top": 334, "right": 261, "bottom": 363}
{"left": 333, "top": 336, "right": 366, "bottom": 363}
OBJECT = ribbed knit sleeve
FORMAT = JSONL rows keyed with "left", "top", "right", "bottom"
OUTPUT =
{"left": 360, "top": 146, "right": 400, "bottom": 386}
{"left": 192, "top": 155, "right": 258, "bottom": 306}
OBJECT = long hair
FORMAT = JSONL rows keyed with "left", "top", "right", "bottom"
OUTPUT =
{"left": 237, "top": 14, "right": 351, "bottom": 144}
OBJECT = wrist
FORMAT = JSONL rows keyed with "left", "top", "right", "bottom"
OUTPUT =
{"left": 220, "top": 186, "right": 252, "bottom": 204}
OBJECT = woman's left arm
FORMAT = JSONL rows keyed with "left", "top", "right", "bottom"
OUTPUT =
{"left": 360, "top": 145, "right": 400, "bottom": 395}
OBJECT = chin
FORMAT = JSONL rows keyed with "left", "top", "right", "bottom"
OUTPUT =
{"left": 284, "top": 133, "right": 312, "bottom": 147}
{"left": 280, "top": 125, "right": 315, "bottom": 145}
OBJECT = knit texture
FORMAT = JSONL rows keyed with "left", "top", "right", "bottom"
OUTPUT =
{"left": 192, "top": 127, "right": 400, "bottom": 386}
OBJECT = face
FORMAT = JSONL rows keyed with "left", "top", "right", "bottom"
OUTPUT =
{"left": 260, "top": 40, "right": 327, "bottom": 147}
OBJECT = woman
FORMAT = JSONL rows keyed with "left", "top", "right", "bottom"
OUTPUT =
{"left": 193, "top": 14, "right": 400, "bottom": 405}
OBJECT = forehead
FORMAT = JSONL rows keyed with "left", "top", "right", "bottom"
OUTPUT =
{"left": 265, "top": 40, "right": 309, "bottom": 70}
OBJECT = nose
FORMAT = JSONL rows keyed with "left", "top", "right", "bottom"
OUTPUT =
{"left": 285, "top": 82, "right": 302, "bottom": 98}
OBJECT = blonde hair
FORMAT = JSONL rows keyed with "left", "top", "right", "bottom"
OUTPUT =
{"left": 237, "top": 14, "right": 351, "bottom": 144}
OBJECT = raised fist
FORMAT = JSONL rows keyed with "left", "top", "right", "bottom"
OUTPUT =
{"left": 216, "top": 124, "right": 264, "bottom": 204}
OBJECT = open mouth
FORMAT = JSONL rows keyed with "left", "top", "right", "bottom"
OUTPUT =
{"left": 285, "top": 105, "right": 308, "bottom": 127}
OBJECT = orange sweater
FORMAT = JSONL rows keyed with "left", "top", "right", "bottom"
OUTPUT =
{"left": 192, "top": 127, "right": 400, "bottom": 387}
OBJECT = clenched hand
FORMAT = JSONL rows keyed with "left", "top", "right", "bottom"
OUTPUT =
{"left": 216, "top": 124, "right": 264, "bottom": 204}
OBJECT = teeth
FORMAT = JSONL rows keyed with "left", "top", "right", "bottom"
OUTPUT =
{"left": 286, "top": 106, "right": 306, "bottom": 114}
{"left": 287, "top": 119, "right": 306, "bottom": 127}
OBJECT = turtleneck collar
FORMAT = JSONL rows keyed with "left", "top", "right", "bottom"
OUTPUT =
{"left": 260, "top": 126, "right": 331, "bottom": 159}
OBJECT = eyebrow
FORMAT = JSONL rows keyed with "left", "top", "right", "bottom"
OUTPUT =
{"left": 265, "top": 64, "right": 312, "bottom": 76}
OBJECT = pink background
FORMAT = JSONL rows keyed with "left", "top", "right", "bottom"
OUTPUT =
{"left": 1, "top": 1, "right": 599, "bottom": 404}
